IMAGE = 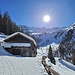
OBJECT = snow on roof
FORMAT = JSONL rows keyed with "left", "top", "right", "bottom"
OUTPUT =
{"left": 1, "top": 42, "right": 31, "bottom": 48}
{"left": 4, "top": 32, "right": 37, "bottom": 46}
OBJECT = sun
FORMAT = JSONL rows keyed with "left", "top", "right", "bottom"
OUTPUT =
{"left": 43, "top": 15, "right": 51, "bottom": 23}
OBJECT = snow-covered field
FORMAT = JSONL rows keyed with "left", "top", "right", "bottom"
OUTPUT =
{"left": 0, "top": 46, "right": 47, "bottom": 75}
{"left": 0, "top": 44, "right": 75, "bottom": 75}
{"left": 0, "top": 56, "right": 47, "bottom": 75}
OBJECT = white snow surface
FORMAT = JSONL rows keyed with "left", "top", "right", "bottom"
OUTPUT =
{"left": 0, "top": 56, "right": 47, "bottom": 75}
{"left": 37, "top": 43, "right": 59, "bottom": 57}
{"left": 0, "top": 46, "right": 47, "bottom": 75}
{"left": 51, "top": 42, "right": 59, "bottom": 52}
{"left": 45, "top": 57, "right": 75, "bottom": 75}
{"left": 51, "top": 57, "right": 75, "bottom": 75}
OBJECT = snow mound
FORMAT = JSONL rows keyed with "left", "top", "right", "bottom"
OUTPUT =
{"left": 51, "top": 57, "right": 75, "bottom": 75}
{"left": 58, "top": 59, "right": 75, "bottom": 71}
{"left": 0, "top": 46, "right": 12, "bottom": 56}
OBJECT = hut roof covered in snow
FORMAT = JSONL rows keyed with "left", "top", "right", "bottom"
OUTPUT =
{"left": 3, "top": 32, "right": 37, "bottom": 46}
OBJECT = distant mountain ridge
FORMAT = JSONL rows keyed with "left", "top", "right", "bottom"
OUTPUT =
{"left": 19, "top": 25, "right": 65, "bottom": 33}
{"left": 34, "top": 23, "right": 75, "bottom": 46}
{"left": 19, "top": 23, "right": 75, "bottom": 47}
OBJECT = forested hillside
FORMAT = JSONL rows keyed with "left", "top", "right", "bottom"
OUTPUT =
{"left": 0, "top": 10, "right": 23, "bottom": 35}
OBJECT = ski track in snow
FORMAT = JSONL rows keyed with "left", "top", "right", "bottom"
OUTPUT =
{"left": 58, "top": 59, "right": 75, "bottom": 71}
{"left": 0, "top": 56, "right": 46, "bottom": 75}
{"left": 51, "top": 58, "right": 75, "bottom": 75}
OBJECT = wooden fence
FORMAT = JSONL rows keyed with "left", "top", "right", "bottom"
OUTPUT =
{"left": 42, "top": 56, "right": 59, "bottom": 75}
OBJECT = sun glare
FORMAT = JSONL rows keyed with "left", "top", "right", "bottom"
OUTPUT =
{"left": 43, "top": 15, "right": 51, "bottom": 23}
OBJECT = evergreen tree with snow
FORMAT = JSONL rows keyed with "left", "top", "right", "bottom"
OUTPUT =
{"left": 3, "top": 11, "right": 9, "bottom": 34}
{"left": 48, "top": 45, "right": 56, "bottom": 64}
{"left": 0, "top": 10, "right": 23, "bottom": 35}
{"left": 0, "top": 9, "right": 3, "bottom": 32}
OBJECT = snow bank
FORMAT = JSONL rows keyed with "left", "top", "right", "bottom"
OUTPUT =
{"left": 37, "top": 46, "right": 49, "bottom": 56}
{"left": 51, "top": 57, "right": 75, "bottom": 75}
{"left": 37, "top": 43, "right": 59, "bottom": 57}
{"left": 58, "top": 58, "right": 75, "bottom": 71}
{"left": 0, "top": 46, "right": 12, "bottom": 56}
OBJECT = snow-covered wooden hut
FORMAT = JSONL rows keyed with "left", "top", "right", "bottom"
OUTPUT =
{"left": 1, "top": 32, "right": 37, "bottom": 57}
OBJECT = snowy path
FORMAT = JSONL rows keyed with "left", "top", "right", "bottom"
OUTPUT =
{"left": 0, "top": 56, "right": 47, "bottom": 75}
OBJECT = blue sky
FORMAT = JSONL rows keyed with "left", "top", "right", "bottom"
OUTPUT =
{"left": 0, "top": 0, "right": 75, "bottom": 28}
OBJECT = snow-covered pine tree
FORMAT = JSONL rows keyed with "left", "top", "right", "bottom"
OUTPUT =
{"left": 48, "top": 45, "right": 56, "bottom": 64}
